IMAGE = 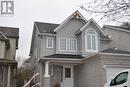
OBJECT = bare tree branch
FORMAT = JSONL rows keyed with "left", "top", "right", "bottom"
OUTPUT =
{"left": 81, "top": 0, "right": 130, "bottom": 22}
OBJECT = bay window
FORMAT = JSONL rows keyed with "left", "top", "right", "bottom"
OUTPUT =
{"left": 59, "top": 38, "right": 77, "bottom": 52}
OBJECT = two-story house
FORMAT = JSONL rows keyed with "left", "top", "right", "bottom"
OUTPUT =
{"left": 29, "top": 10, "right": 130, "bottom": 87}
{"left": 0, "top": 27, "right": 19, "bottom": 87}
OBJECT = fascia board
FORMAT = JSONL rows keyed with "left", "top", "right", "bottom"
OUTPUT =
{"left": 103, "top": 25, "right": 130, "bottom": 33}
{"left": 79, "top": 18, "right": 105, "bottom": 35}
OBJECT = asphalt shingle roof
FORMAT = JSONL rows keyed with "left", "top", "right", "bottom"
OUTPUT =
{"left": 0, "top": 26, "right": 19, "bottom": 38}
{"left": 35, "top": 22, "right": 59, "bottom": 33}
{"left": 44, "top": 54, "right": 84, "bottom": 59}
{"left": 101, "top": 48, "right": 130, "bottom": 54}
{"left": 104, "top": 22, "right": 130, "bottom": 31}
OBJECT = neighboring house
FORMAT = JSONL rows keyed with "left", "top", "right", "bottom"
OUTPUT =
{"left": 29, "top": 10, "right": 130, "bottom": 87}
{"left": 0, "top": 27, "right": 19, "bottom": 87}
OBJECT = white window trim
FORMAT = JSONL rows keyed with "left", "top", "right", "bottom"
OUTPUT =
{"left": 46, "top": 37, "right": 54, "bottom": 48}
{"left": 59, "top": 37, "right": 67, "bottom": 51}
{"left": 85, "top": 29, "right": 98, "bottom": 52}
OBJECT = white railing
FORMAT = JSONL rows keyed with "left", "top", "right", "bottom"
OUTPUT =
{"left": 23, "top": 73, "right": 40, "bottom": 87}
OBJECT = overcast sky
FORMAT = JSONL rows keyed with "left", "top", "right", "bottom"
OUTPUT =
{"left": 0, "top": 0, "right": 114, "bottom": 62}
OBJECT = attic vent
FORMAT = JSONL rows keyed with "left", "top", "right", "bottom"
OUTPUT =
{"left": 73, "top": 11, "right": 80, "bottom": 19}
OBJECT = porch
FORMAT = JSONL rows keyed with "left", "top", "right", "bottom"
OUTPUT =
{"left": 39, "top": 54, "right": 83, "bottom": 87}
{"left": 0, "top": 59, "right": 17, "bottom": 87}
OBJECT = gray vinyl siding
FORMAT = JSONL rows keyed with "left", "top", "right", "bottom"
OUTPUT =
{"left": 40, "top": 36, "right": 56, "bottom": 57}
{"left": 32, "top": 26, "right": 40, "bottom": 58}
{"left": 104, "top": 27, "right": 130, "bottom": 51}
{"left": 101, "top": 54, "right": 130, "bottom": 65}
{"left": 74, "top": 65, "right": 79, "bottom": 87}
{"left": 77, "top": 34, "right": 82, "bottom": 54}
{"left": 56, "top": 18, "right": 85, "bottom": 54}
{"left": 38, "top": 18, "right": 104, "bottom": 57}
{"left": 100, "top": 42, "right": 110, "bottom": 51}
{"left": 74, "top": 55, "right": 130, "bottom": 87}
{"left": 76, "top": 57, "right": 104, "bottom": 87}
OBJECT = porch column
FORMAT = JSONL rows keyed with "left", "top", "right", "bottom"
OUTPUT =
{"left": 43, "top": 62, "right": 51, "bottom": 87}
{"left": 44, "top": 61, "right": 50, "bottom": 77}
{"left": 7, "top": 65, "right": 11, "bottom": 87}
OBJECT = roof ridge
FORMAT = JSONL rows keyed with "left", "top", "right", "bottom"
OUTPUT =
{"left": 0, "top": 26, "right": 19, "bottom": 29}
{"left": 34, "top": 21, "right": 59, "bottom": 25}
{"left": 103, "top": 25, "right": 130, "bottom": 33}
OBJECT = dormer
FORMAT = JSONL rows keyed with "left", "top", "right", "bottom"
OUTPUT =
{"left": 75, "top": 18, "right": 105, "bottom": 55}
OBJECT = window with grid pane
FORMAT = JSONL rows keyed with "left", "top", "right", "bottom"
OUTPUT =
{"left": 47, "top": 38, "right": 53, "bottom": 48}
{"left": 86, "top": 29, "right": 97, "bottom": 52}
{"left": 59, "top": 38, "right": 67, "bottom": 51}
{"left": 70, "top": 38, "right": 77, "bottom": 51}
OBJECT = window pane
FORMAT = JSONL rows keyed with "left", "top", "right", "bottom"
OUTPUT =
{"left": 115, "top": 72, "right": 128, "bottom": 85}
{"left": 92, "top": 35, "right": 96, "bottom": 50}
{"left": 73, "top": 39, "right": 77, "bottom": 51}
{"left": 70, "top": 39, "right": 77, "bottom": 51}
{"left": 47, "top": 38, "right": 53, "bottom": 48}
{"left": 60, "top": 38, "right": 67, "bottom": 51}
{"left": 86, "top": 29, "right": 97, "bottom": 51}
{"left": 87, "top": 30, "right": 95, "bottom": 34}
{"left": 87, "top": 35, "right": 91, "bottom": 50}
{"left": 65, "top": 68, "right": 71, "bottom": 78}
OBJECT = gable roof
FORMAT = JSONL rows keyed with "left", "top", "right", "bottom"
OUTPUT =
{"left": 34, "top": 21, "right": 59, "bottom": 34}
{"left": 54, "top": 10, "right": 87, "bottom": 32}
{"left": 101, "top": 48, "right": 130, "bottom": 54}
{"left": 75, "top": 18, "right": 104, "bottom": 35}
{"left": 0, "top": 26, "right": 19, "bottom": 38}
{"left": 0, "top": 26, "right": 19, "bottom": 49}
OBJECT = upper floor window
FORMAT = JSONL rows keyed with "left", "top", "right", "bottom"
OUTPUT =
{"left": 85, "top": 29, "right": 98, "bottom": 52}
{"left": 59, "top": 38, "right": 67, "bottom": 51}
{"left": 70, "top": 38, "right": 77, "bottom": 52}
{"left": 59, "top": 38, "right": 77, "bottom": 52}
{"left": 47, "top": 37, "right": 53, "bottom": 48}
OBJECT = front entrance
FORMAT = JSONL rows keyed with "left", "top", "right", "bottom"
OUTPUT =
{"left": 61, "top": 65, "right": 74, "bottom": 87}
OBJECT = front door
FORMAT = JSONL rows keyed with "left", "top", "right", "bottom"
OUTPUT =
{"left": 61, "top": 65, "right": 74, "bottom": 87}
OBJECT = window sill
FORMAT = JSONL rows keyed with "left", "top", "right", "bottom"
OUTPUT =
{"left": 85, "top": 50, "right": 98, "bottom": 53}
{"left": 58, "top": 50, "right": 77, "bottom": 52}
{"left": 47, "top": 47, "right": 53, "bottom": 49}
